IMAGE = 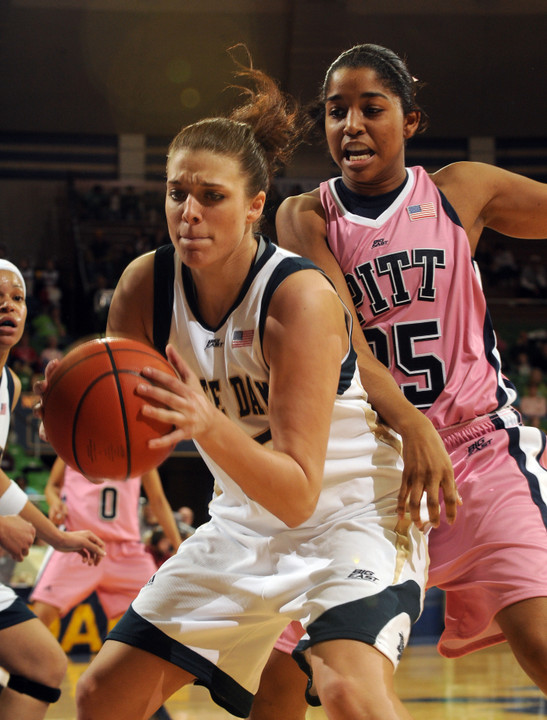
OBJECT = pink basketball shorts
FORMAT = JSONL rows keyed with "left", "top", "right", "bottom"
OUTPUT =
{"left": 429, "top": 408, "right": 547, "bottom": 657}
{"left": 31, "top": 540, "right": 156, "bottom": 619}
{"left": 274, "top": 408, "right": 547, "bottom": 660}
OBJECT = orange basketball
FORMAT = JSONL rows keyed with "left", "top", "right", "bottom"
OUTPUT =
{"left": 42, "top": 337, "right": 177, "bottom": 481}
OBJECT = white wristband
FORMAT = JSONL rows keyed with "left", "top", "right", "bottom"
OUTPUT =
{"left": 0, "top": 481, "right": 28, "bottom": 516}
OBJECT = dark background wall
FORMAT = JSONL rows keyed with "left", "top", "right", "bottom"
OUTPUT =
{"left": 2, "top": 0, "right": 546, "bottom": 139}
{"left": 2, "top": 0, "right": 546, "bottom": 264}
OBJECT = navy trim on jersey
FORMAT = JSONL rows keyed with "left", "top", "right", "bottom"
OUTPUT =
{"left": 292, "top": 579, "right": 422, "bottom": 705}
{"left": 298, "top": 579, "right": 421, "bottom": 647}
{"left": 506, "top": 426, "right": 547, "bottom": 529}
{"left": 339, "top": 345, "right": 358, "bottom": 394}
{"left": 436, "top": 187, "right": 464, "bottom": 229}
{"left": 488, "top": 408, "right": 521, "bottom": 431}
{"left": 334, "top": 174, "right": 408, "bottom": 220}
{"left": 108, "top": 605, "right": 253, "bottom": 718}
{"left": 5, "top": 367, "right": 15, "bottom": 411}
{"left": 259, "top": 254, "right": 355, "bottom": 395}
{"left": 481, "top": 306, "right": 516, "bottom": 410}
{"left": 258, "top": 254, "right": 320, "bottom": 352}
{"left": 254, "top": 429, "right": 272, "bottom": 445}
{"left": 182, "top": 236, "right": 276, "bottom": 332}
{"left": 153, "top": 245, "right": 176, "bottom": 358}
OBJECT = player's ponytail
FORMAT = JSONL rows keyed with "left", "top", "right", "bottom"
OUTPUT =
{"left": 167, "top": 46, "right": 310, "bottom": 197}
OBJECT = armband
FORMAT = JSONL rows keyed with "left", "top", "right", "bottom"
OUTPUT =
{"left": 0, "top": 481, "right": 28, "bottom": 516}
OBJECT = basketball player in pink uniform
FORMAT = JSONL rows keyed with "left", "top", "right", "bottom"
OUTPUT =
{"left": 250, "top": 43, "right": 547, "bottom": 718}
{"left": 31, "top": 457, "right": 181, "bottom": 629}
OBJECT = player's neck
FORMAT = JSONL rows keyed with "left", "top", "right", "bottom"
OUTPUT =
{"left": 189, "top": 236, "right": 260, "bottom": 328}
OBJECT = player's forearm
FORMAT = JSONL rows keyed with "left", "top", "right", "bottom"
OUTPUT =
{"left": 351, "top": 327, "right": 419, "bottom": 435}
{"left": 18, "top": 500, "right": 64, "bottom": 547}
{"left": 197, "top": 410, "right": 321, "bottom": 527}
{"left": 44, "top": 485, "right": 62, "bottom": 508}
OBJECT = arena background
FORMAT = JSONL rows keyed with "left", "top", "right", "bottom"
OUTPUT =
{"left": 0, "top": 0, "right": 546, "bottom": 652}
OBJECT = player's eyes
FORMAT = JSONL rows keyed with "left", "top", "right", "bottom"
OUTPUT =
{"left": 204, "top": 192, "right": 224, "bottom": 202}
{"left": 167, "top": 188, "right": 187, "bottom": 202}
{"left": 327, "top": 106, "right": 346, "bottom": 119}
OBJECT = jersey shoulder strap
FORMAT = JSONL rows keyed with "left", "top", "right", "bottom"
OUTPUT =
{"left": 153, "top": 244, "right": 175, "bottom": 357}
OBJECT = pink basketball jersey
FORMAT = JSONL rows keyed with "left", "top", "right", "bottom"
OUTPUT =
{"left": 322, "top": 166, "right": 516, "bottom": 429}
{"left": 61, "top": 465, "right": 142, "bottom": 542}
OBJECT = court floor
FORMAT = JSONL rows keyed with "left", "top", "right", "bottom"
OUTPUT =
{"left": 46, "top": 642, "right": 545, "bottom": 719}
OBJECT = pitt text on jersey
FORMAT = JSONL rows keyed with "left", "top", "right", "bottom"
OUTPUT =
{"left": 345, "top": 247, "right": 447, "bottom": 411}
{"left": 346, "top": 247, "right": 446, "bottom": 320}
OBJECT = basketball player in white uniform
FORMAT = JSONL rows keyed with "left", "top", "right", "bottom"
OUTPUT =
{"left": 0, "top": 259, "right": 105, "bottom": 720}
{"left": 36, "top": 60, "right": 431, "bottom": 720}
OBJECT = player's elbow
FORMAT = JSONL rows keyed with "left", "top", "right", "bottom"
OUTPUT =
{"left": 280, "top": 488, "right": 320, "bottom": 528}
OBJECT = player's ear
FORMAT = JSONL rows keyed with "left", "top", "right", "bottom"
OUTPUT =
{"left": 247, "top": 191, "right": 266, "bottom": 224}
{"left": 403, "top": 110, "right": 420, "bottom": 140}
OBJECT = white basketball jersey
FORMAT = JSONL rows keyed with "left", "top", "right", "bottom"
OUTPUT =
{"left": 154, "top": 238, "right": 403, "bottom": 536}
{"left": 0, "top": 368, "right": 14, "bottom": 459}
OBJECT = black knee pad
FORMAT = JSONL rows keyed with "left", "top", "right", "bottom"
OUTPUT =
{"left": 7, "top": 674, "right": 61, "bottom": 703}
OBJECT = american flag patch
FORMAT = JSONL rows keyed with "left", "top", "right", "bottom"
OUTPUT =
{"left": 0, "top": 403, "right": 6, "bottom": 416}
{"left": 232, "top": 329, "right": 254, "bottom": 348}
{"left": 407, "top": 202, "right": 437, "bottom": 221}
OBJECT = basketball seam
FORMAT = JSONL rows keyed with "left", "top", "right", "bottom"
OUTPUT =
{"left": 103, "top": 341, "right": 133, "bottom": 480}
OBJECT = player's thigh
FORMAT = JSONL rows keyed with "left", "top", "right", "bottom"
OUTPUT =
{"left": 31, "top": 600, "right": 60, "bottom": 627}
{"left": 311, "top": 639, "right": 398, "bottom": 705}
{"left": 76, "top": 638, "right": 195, "bottom": 719}
{"left": 249, "top": 648, "right": 308, "bottom": 720}
{"left": 0, "top": 618, "right": 66, "bottom": 683}
{"left": 496, "top": 596, "right": 547, "bottom": 683}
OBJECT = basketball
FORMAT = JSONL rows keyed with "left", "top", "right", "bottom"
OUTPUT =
{"left": 42, "top": 337, "right": 178, "bottom": 481}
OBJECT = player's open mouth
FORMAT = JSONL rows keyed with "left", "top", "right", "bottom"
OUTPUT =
{"left": 0, "top": 319, "right": 16, "bottom": 328}
{"left": 345, "top": 148, "right": 375, "bottom": 161}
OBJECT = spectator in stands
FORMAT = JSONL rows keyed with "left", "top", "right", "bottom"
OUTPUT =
{"left": 18, "top": 257, "right": 35, "bottom": 299}
{"left": 511, "top": 351, "right": 533, "bottom": 396}
{"left": 145, "top": 528, "right": 176, "bottom": 568}
{"left": 120, "top": 185, "right": 141, "bottom": 221}
{"left": 533, "top": 342, "right": 547, "bottom": 375}
{"left": 14, "top": 474, "right": 41, "bottom": 500}
{"left": 173, "top": 505, "right": 195, "bottom": 540}
{"left": 520, "top": 382, "right": 547, "bottom": 428}
{"left": 107, "top": 187, "right": 122, "bottom": 221}
{"left": 510, "top": 330, "right": 534, "bottom": 366}
{"left": 31, "top": 304, "right": 67, "bottom": 352}
{"left": 518, "top": 254, "right": 547, "bottom": 299}
{"left": 528, "top": 367, "right": 547, "bottom": 398}
{"left": 91, "top": 275, "right": 114, "bottom": 334}
{"left": 35, "top": 257, "right": 62, "bottom": 307}
{"left": 489, "top": 241, "right": 519, "bottom": 289}
{"left": 39, "top": 335, "right": 64, "bottom": 373}
{"left": 9, "top": 329, "right": 40, "bottom": 372}
{"left": 83, "top": 184, "right": 109, "bottom": 221}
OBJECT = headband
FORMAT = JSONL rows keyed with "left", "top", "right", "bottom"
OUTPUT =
{"left": 0, "top": 260, "right": 26, "bottom": 297}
